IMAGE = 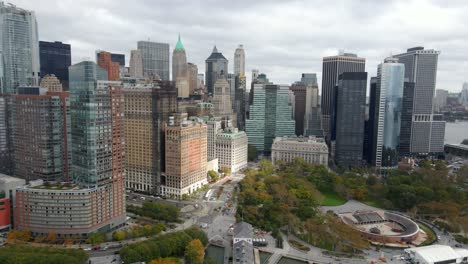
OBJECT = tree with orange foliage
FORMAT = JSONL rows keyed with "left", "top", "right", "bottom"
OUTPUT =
{"left": 6, "top": 230, "right": 32, "bottom": 243}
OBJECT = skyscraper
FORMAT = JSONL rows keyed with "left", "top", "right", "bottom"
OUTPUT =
{"left": 110, "top": 53, "right": 125, "bottom": 66}
{"left": 459, "top": 83, "right": 468, "bottom": 106}
{"left": 321, "top": 53, "right": 365, "bottom": 141}
{"left": 234, "top": 45, "right": 245, "bottom": 75}
{"left": 39, "top": 41, "right": 71, "bottom": 90}
{"left": 129, "top": 49, "right": 143, "bottom": 78}
{"left": 234, "top": 74, "right": 247, "bottom": 130}
{"left": 10, "top": 87, "right": 70, "bottom": 182}
{"left": 434, "top": 89, "right": 448, "bottom": 112}
{"left": 393, "top": 47, "right": 445, "bottom": 156}
{"left": 187, "top": 63, "right": 198, "bottom": 94}
{"left": 399, "top": 82, "right": 415, "bottom": 156}
{"left": 163, "top": 113, "right": 207, "bottom": 199}
{"left": 0, "top": 2, "right": 40, "bottom": 94}
{"left": 334, "top": 72, "right": 367, "bottom": 168}
{"left": 137, "top": 41, "right": 170, "bottom": 80}
{"left": 289, "top": 83, "right": 307, "bottom": 135}
{"left": 365, "top": 77, "right": 378, "bottom": 165}
{"left": 304, "top": 84, "right": 322, "bottom": 137}
{"left": 246, "top": 83, "right": 295, "bottom": 154}
{"left": 300, "top": 73, "right": 318, "bottom": 87}
{"left": 205, "top": 46, "right": 228, "bottom": 94}
{"left": 97, "top": 51, "right": 120, "bottom": 81}
{"left": 373, "top": 58, "right": 404, "bottom": 169}
{"left": 212, "top": 74, "right": 233, "bottom": 117}
{"left": 172, "top": 35, "right": 187, "bottom": 81}
{"left": 14, "top": 61, "right": 126, "bottom": 237}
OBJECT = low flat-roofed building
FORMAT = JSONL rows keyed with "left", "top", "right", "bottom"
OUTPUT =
{"left": 15, "top": 181, "right": 126, "bottom": 237}
{"left": 404, "top": 245, "right": 468, "bottom": 264}
{"left": 271, "top": 136, "right": 328, "bottom": 166}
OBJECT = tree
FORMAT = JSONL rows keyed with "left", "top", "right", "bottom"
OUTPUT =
{"left": 113, "top": 230, "right": 126, "bottom": 241}
{"left": 248, "top": 144, "right": 257, "bottom": 161}
{"left": 86, "top": 232, "right": 105, "bottom": 245}
{"left": 184, "top": 239, "right": 204, "bottom": 264}
{"left": 45, "top": 232, "right": 58, "bottom": 244}
{"left": 149, "top": 258, "right": 182, "bottom": 264}
{"left": 208, "top": 170, "right": 219, "bottom": 182}
{"left": 7, "top": 230, "right": 32, "bottom": 243}
{"left": 221, "top": 167, "right": 231, "bottom": 176}
{"left": 419, "top": 160, "right": 432, "bottom": 169}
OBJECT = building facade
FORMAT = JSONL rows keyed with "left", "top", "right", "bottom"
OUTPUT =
{"left": 172, "top": 35, "right": 187, "bottom": 82}
{"left": 234, "top": 45, "right": 245, "bottom": 76}
{"left": 373, "top": 58, "right": 404, "bottom": 169}
{"left": 0, "top": 2, "right": 40, "bottom": 94}
{"left": 246, "top": 83, "right": 295, "bottom": 154}
{"left": 137, "top": 41, "right": 170, "bottom": 80}
{"left": 434, "top": 89, "right": 448, "bottom": 112}
{"left": 321, "top": 53, "right": 365, "bottom": 142}
{"left": 304, "top": 84, "right": 322, "bottom": 137}
{"left": 271, "top": 136, "right": 328, "bottom": 166}
{"left": 207, "top": 119, "right": 222, "bottom": 161}
{"left": 14, "top": 61, "right": 126, "bottom": 236}
{"left": 163, "top": 114, "right": 208, "bottom": 198}
{"left": 215, "top": 127, "right": 248, "bottom": 173}
{"left": 10, "top": 87, "right": 70, "bottom": 182}
{"left": 40, "top": 74, "right": 63, "bottom": 92}
{"left": 39, "top": 41, "right": 71, "bottom": 90}
{"left": 97, "top": 51, "right": 120, "bottom": 81}
{"left": 334, "top": 72, "right": 367, "bottom": 168}
{"left": 205, "top": 46, "right": 228, "bottom": 95}
{"left": 393, "top": 47, "right": 445, "bottom": 157}
{"left": 129, "top": 49, "right": 143, "bottom": 78}
{"left": 187, "top": 63, "right": 198, "bottom": 95}
{"left": 212, "top": 75, "right": 233, "bottom": 117}
{"left": 290, "top": 83, "right": 307, "bottom": 136}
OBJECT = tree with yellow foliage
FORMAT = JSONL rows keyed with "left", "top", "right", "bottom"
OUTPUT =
{"left": 184, "top": 239, "right": 204, "bottom": 264}
{"left": 6, "top": 230, "right": 32, "bottom": 243}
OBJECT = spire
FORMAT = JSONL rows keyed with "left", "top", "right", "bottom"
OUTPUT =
{"left": 212, "top": 45, "right": 218, "bottom": 53}
{"left": 175, "top": 34, "right": 184, "bottom": 50}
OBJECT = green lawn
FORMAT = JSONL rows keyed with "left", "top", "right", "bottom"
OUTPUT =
{"left": 320, "top": 191, "right": 347, "bottom": 206}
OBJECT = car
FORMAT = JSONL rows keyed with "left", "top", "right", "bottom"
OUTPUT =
{"left": 83, "top": 248, "right": 92, "bottom": 251}
{"left": 101, "top": 246, "right": 109, "bottom": 251}
{"left": 437, "top": 235, "right": 441, "bottom": 240}
{"left": 92, "top": 246, "right": 101, "bottom": 251}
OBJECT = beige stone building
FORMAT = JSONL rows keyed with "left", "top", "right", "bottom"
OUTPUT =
{"left": 163, "top": 113, "right": 207, "bottom": 198}
{"left": 216, "top": 127, "right": 248, "bottom": 173}
{"left": 271, "top": 136, "right": 328, "bottom": 166}
{"left": 40, "top": 74, "right": 63, "bottom": 92}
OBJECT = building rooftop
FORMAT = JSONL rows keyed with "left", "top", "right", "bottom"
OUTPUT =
{"left": 405, "top": 245, "right": 467, "bottom": 263}
{"left": 175, "top": 34, "right": 184, "bottom": 50}
{"left": 233, "top": 240, "right": 254, "bottom": 264}
{"left": 274, "top": 136, "right": 326, "bottom": 144}
{"left": 0, "top": 174, "right": 25, "bottom": 184}
{"left": 206, "top": 46, "right": 227, "bottom": 61}
{"left": 233, "top": 221, "right": 253, "bottom": 238}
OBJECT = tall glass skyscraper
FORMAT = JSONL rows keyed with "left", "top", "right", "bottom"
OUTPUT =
{"left": 0, "top": 2, "right": 40, "bottom": 94}
{"left": 137, "top": 41, "right": 170, "bottom": 80}
{"left": 39, "top": 41, "right": 71, "bottom": 89}
{"left": 373, "top": 58, "right": 404, "bottom": 168}
{"left": 246, "top": 83, "right": 295, "bottom": 154}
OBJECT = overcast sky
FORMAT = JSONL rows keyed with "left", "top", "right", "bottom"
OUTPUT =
{"left": 18, "top": 0, "right": 468, "bottom": 92}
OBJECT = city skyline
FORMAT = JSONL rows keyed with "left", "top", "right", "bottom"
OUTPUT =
{"left": 13, "top": 0, "right": 468, "bottom": 92}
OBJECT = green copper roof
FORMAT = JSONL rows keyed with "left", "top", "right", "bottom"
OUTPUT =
{"left": 175, "top": 34, "right": 184, "bottom": 50}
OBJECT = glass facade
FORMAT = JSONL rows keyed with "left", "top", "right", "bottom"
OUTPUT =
{"left": 69, "top": 61, "right": 108, "bottom": 186}
{"left": 39, "top": 41, "right": 71, "bottom": 89}
{"left": 375, "top": 60, "right": 404, "bottom": 168}
{"left": 0, "top": 2, "right": 40, "bottom": 94}
{"left": 137, "top": 41, "right": 169, "bottom": 80}
{"left": 246, "top": 83, "right": 295, "bottom": 154}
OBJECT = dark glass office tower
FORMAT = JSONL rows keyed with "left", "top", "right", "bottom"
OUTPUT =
{"left": 205, "top": 46, "right": 228, "bottom": 95}
{"left": 334, "top": 72, "right": 367, "bottom": 168}
{"left": 321, "top": 53, "right": 365, "bottom": 142}
{"left": 399, "top": 82, "right": 415, "bottom": 156}
{"left": 364, "top": 77, "right": 378, "bottom": 165}
{"left": 111, "top": 53, "right": 125, "bottom": 66}
{"left": 39, "top": 41, "right": 71, "bottom": 89}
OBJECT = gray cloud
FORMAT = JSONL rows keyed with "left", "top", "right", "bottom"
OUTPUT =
{"left": 17, "top": 0, "right": 468, "bottom": 92}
